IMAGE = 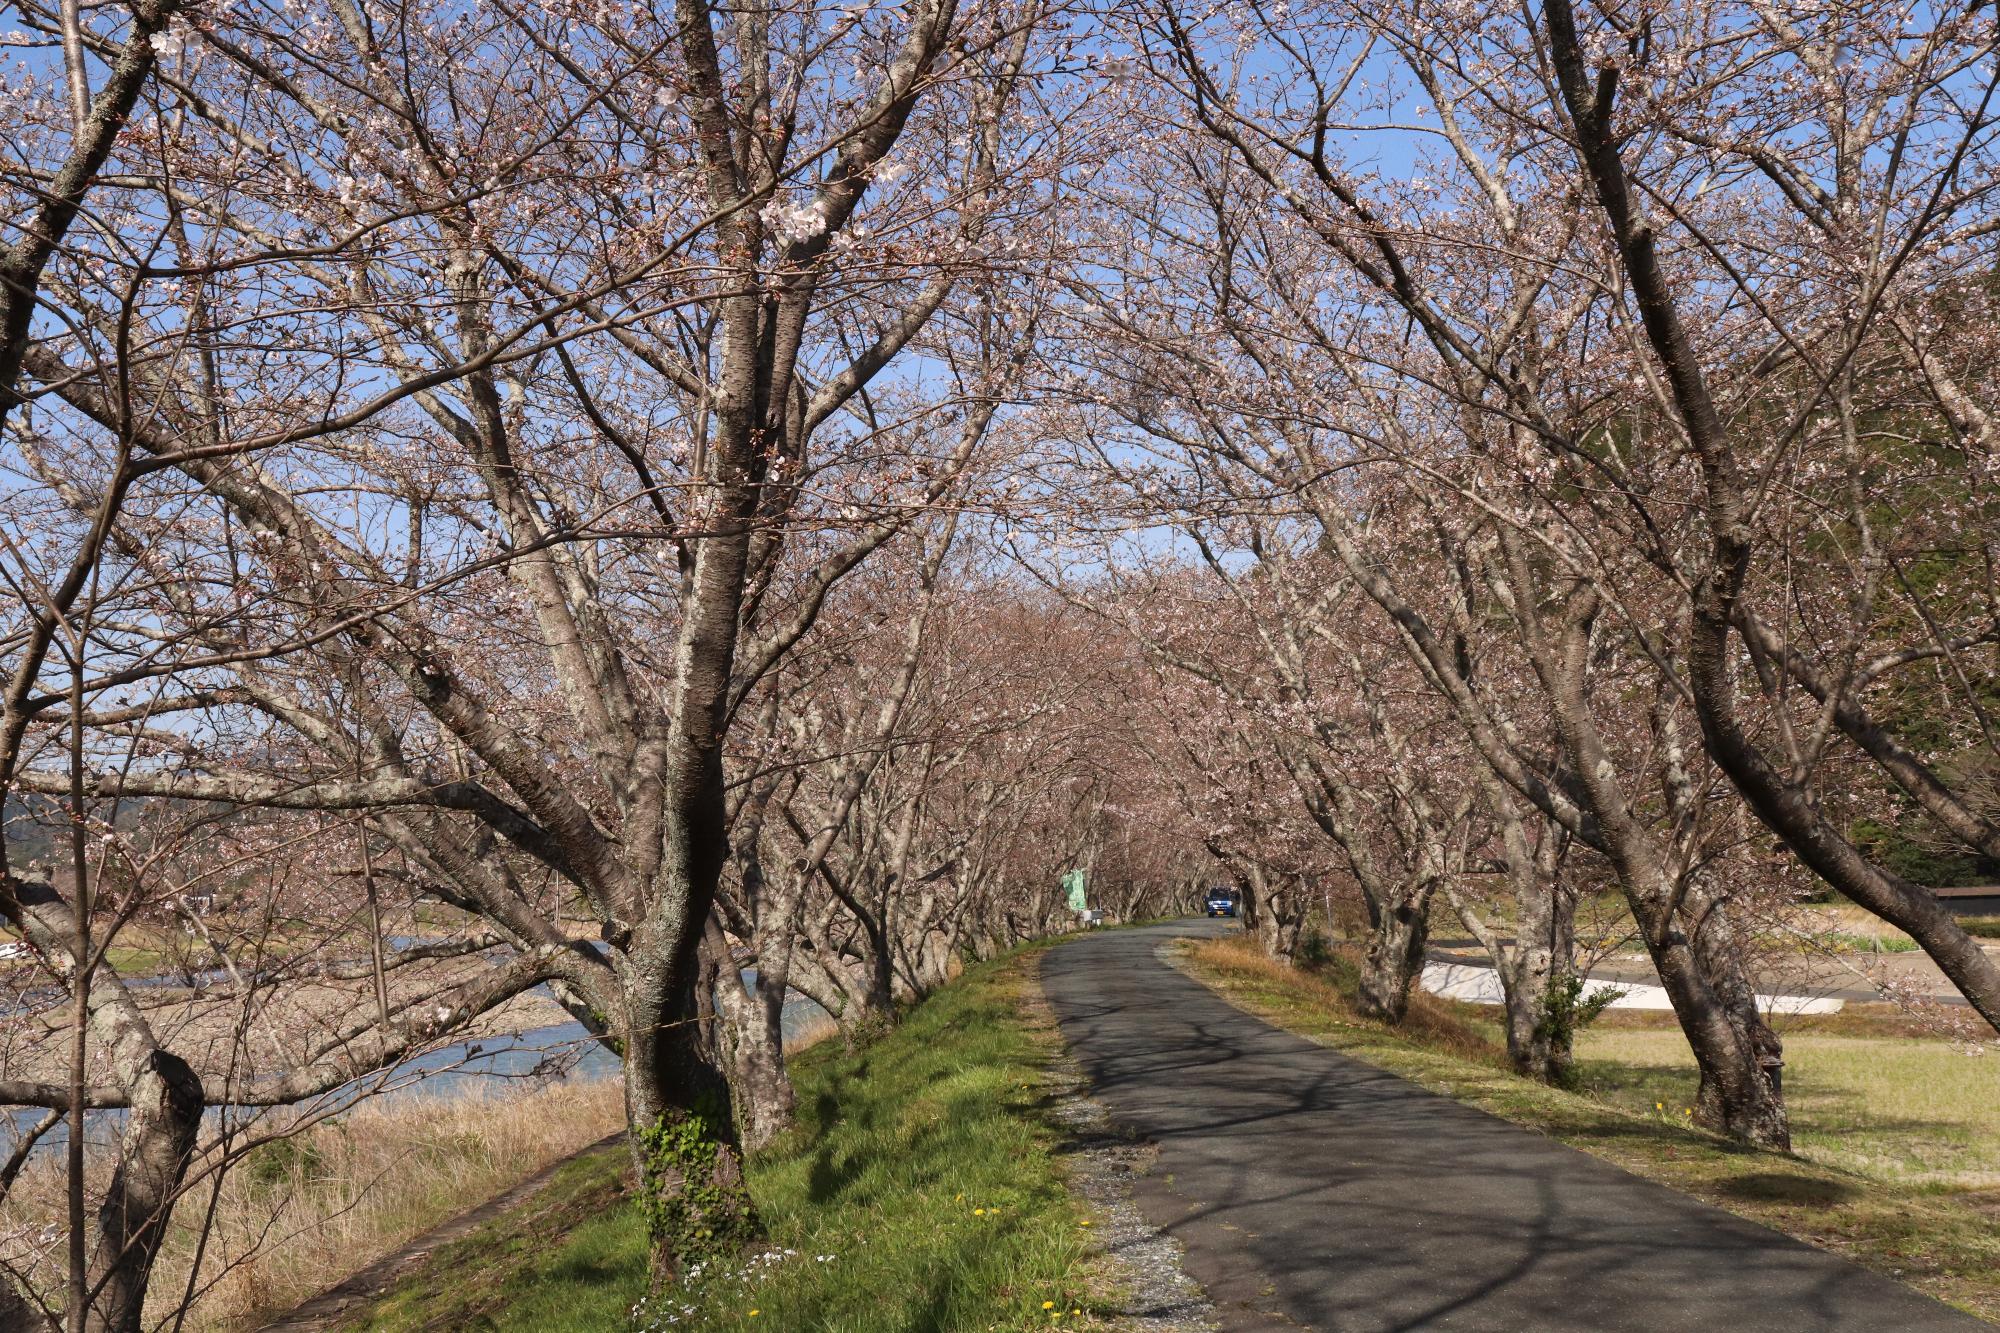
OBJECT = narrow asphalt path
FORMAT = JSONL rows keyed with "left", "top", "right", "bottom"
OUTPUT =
{"left": 1042, "top": 920, "right": 1987, "bottom": 1332}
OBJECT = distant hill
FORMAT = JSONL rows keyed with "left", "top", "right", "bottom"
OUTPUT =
{"left": 3, "top": 794, "right": 155, "bottom": 869}
{"left": 3, "top": 794, "right": 61, "bottom": 867}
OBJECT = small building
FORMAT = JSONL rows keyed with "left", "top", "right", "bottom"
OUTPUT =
{"left": 1938, "top": 886, "right": 2000, "bottom": 917}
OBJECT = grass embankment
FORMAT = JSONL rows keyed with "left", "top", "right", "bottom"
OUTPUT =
{"left": 335, "top": 950, "right": 1102, "bottom": 1333}
{"left": 1181, "top": 935, "right": 2000, "bottom": 1323}
{"left": 0, "top": 1080, "right": 626, "bottom": 1330}
{"left": 211, "top": 1081, "right": 627, "bottom": 1328}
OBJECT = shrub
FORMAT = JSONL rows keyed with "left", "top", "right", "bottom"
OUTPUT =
{"left": 243, "top": 1132, "right": 329, "bottom": 1190}
{"left": 1534, "top": 972, "right": 1624, "bottom": 1087}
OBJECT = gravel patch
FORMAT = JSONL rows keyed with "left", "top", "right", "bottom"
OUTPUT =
{"left": 1026, "top": 956, "right": 1217, "bottom": 1333}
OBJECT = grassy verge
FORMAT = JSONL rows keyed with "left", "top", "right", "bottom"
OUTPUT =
{"left": 334, "top": 949, "right": 1103, "bottom": 1332}
{"left": 1180, "top": 935, "right": 2000, "bottom": 1323}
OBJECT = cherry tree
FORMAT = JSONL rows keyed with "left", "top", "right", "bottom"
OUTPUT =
{"left": 1048, "top": 10, "right": 1806, "bottom": 1139}
{"left": 1534, "top": 0, "right": 2000, "bottom": 1023}
{"left": 4, "top": 0, "right": 1096, "bottom": 1294}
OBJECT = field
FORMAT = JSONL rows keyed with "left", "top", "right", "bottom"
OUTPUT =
{"left": 1578, "top": 1028, "right": 2000, "bottom": 1186}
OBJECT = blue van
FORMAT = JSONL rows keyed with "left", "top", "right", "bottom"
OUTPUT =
{"left": 1204, "top": 890, "right": 1237, "bottom": 918}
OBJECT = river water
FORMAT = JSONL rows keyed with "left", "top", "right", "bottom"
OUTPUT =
{"left": 4, "top": 970, "right": 831, "bottom": 1153}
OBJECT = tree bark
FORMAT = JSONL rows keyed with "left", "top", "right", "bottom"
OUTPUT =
{"left": 1452, "top": 778, "right": 1579, "bottom": 1084}
{"left": 711, "top": 906, "right": 797, "bottom": 1152}
{"left": 624, "top": 940, "right": 755, "bottom": 1286}
{"left": 1538, "top": 603, "right": 1790, "bottom": 1147}
{"left": 1355, "top": 878, "right": 1433, "bottom": 1024}
{"left": 83, "top": 1052, "right": 204, "bottom": 1333}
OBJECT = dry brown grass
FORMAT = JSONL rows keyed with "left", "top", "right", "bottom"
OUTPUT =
{"left": 2, "top": 1077, "right": 625, "bottom": 1331}
{"left": 1183, "top": 938, "right": 1503, "bottom": 1065}
{"left": 1589, "top": 997, "right": 1975, "bottom": 1040}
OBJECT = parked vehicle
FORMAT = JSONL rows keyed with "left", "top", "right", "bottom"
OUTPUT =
{"left": 1204, "top": 890, "right": 1238, "bottom": 918}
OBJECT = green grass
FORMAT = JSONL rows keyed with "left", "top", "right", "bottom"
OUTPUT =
{"left": 333, "top": 950, "right": 1101, "bottom": 1332}
{"left": 2, "top": 928, "right": 173, "bottom": 976}
{"left": 1180, "top": 936, "right": 2000, "bottom": 1324}
{"left": 1573, "top": 1028, "right": 2000, "bottom": 1185}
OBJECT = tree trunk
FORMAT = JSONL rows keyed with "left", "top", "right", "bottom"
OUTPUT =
{"left": 730, "top": 887, "right": 801, "bottom": 1151}
{"left": 1229, "top": 869, "right": 1260, "bottom": 938}
{"left": 1672, "top": 878, "right": 1788, "bottom": 1138}
{"left": 1531, "top": 582, "right": 1791, "bottom": 1147}
{"left": 83, "top": 1052, "right": 203, "bottom": 1333}
{"left": 710, "top": 963, "right": 792, "bottom": 1153}
{"left": 862, "top": 952, "right": 896, "bottom": 1030}
{"left": 1356, "top": 879, "right": 1433, "bottom": 1023}
{"left": 1497, "top": 881, "right": 1568, "bottom": 1084}
{"left": 1270, "top": 882, "right": 1307, "bottom": 962}
{"left": 859, "top": 891, "right": 897, "bottom": 1026}
{"left": 1501, "top": 974, "right": 1560, "bottom": 1083}
{"left": 1495, "top": 799, "right": 1581, "bottom": 1084}
{"left": 1443, "top": 889, "right": 1568, "bottom": 1083}
{"left": 5, "top": 876, "right": 210, "bottom": 1331}
{"left": 625, "top": 953, "right": 756, "bottom": 1287}
{"left": 1617, "top": 873, "right": 1789, "bottom": 1145}
{"left": 1242, "top": 865, "right": 1289, "bottom": 959}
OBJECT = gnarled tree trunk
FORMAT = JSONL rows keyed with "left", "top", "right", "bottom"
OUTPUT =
{"left": 1356, "top": 877, "right": 1435, "bottom": 1024}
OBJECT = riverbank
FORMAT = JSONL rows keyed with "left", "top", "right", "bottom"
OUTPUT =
{"left": 0, "top": 1078, "right": 626, "bottom": 1330}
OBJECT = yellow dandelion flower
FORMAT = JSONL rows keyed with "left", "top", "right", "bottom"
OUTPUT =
{"left": 974, "top": 1208, "right": 985, "bottom": 1216}
{"left": 1044, "top": 1301, "right": 1056, "bottom": 1309}
{"left": 748, "top": 1312, "right": 760, "bottom": 1319}
{"left": 1655, "top": 1102, "right": 1664, "bottom": 1110}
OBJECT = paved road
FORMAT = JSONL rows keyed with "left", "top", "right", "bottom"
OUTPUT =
{"left": 1042, "top": 920, "right": 1987, "bottom": 1332}
{"left": 1425, "top": 940, "right": 1982, "bottom": 1008}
